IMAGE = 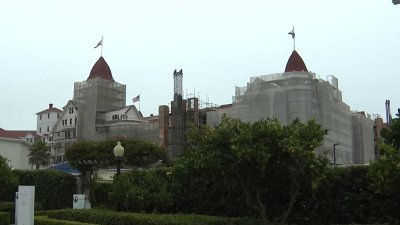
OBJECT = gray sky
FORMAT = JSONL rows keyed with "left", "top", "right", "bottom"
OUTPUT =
{"left": 1, "top": 0, "right": 399, "bottom": 130}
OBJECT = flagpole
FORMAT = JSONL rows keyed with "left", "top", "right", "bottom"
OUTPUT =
{"left": 139, "top": 92, "right": 141, "bottom": 112}
{"left": 101, "top": 36, "right": 103, "bottom": 57}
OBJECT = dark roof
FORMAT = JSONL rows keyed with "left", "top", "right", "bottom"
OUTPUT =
{"left": 284, "top": 50, "right": 308, "bottom": 72}
{"left": 87, "top": 56, "right": 114, "bottom": 81}
{"left": 36, "top": 108, "right": 62, "bottom": 115}
{"left": 0, "top": 129, "right": 37, "bottom": 139}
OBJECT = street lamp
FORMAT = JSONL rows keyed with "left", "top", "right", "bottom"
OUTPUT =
{"left": 113, "top": 141, "right": 124, "bottom": 175}
{"left": 333, "top": 143, "right": 340, "bottom": 165}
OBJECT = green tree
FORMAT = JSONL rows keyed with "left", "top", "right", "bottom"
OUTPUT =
{"left": 65, "top": 139, "right": 166, "bottom": 202}
{"left": 174, "top": 116, "right": 328, "bottom": 225}
{"left": 28, "top": 141, "right": 50, "bottom": 169}
{"left": 368, "top": 116, "right": 400, "bottom": 222}
{"left": 0, "top": 156, "right": 17, "bottom": 200}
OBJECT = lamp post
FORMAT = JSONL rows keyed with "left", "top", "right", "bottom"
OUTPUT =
{"left": 113, "top": 141, "right": 124, "bottom": 211}
{"left": 333, "top": 143, "right": 340, "bottom": 165}
{"left": 113, "top": 141, "right": 124, "bottom": 175}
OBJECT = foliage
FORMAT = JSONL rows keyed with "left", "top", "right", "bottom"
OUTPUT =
{"left": 65, "top": 139, "right": 166, "bottom": 200}
{"left": 0, "top": 212, "right": 10, "bottom": 225}
{"left": 0, "top": 156, "right": 17, "bottom": 201}
{"left": 11, "top": 170, "right": 76, "bottom": 210}
{"left": 311, "top": 166, "right": 377, "bottom": 224}
{"left": 1, "top": 201, "right": 43, "bottom": 223}
{"left": 91, "top": 182, "right": 113, "bottom": 209}
{"left": 34, "top": 216, "right": 97, "bottom": 225}
{"left": 28, "top": 141, "right": 51, "bottom": 169}
{"left": 368, "top": 116, "right": 400, "bottom": 223}
{"left": 46, "top": 209, "right": 261, "bottom": 225}
{"left": 173, "top": 116, "right": 328, "bottom": 225}
{"left": 381, "top": 117, "right": 400, "bottom": 150}
{"left": 111, "top": 169, "right": 173, "bottom": 213}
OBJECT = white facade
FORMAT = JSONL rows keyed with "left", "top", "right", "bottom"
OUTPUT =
{"left": 0, "top": 137, "right": 31, "bottom": 170}
{"left": 36, "top": 104, "right": 62, "bottom": 143}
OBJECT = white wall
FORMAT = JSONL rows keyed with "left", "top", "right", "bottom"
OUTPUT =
{"left": 0, "top": 138, "right": 31, "bottom": 169}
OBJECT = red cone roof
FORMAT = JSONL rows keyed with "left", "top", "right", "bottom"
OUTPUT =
{"left": 284, "top": 50, "right": 308, "bottom": 72}
{"left": 87, "top": 56, "right": 114, "bottom": 81}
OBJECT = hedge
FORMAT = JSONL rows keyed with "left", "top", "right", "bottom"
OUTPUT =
{"left": 47, "top": 209, "right": 261, "bottom": 225}
{"left": 12, "top": 170, "right": 77, "bottom": 210}
{"left": 35, "top": 216, "right": 97, "bottom": 225}
{"left": 0, "top": 201, "right": 43, "bottom": 224}
{"left": 0, "top": 212, "right": 10, "bottom": 225}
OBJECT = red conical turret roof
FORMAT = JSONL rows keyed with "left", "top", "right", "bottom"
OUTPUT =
{"left": 87, "top": 56, "right": 114, "bottom": 81}
{"left": 284, "top": 50, "right": 308, "bottom": 72}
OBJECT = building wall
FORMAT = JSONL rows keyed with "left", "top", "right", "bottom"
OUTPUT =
{"left": 37, "top": 109, "right": 61, "bottom": 140}
{"left": 207, "top": 72, "right": 355, "bottom": 164}
{"left": 0, "top": 138, "right": 31, "bottom": 169}
{"left": 352, "top": 112, "right": 375, "bottom": 164}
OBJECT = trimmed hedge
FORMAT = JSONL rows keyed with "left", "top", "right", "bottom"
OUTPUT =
{"left": 0, "top": 212, "right": 10, "bottom": 225}
{"left": 0, "top": 201, "right": 43, "bottom": 224}
{"left": 47, "top": 209, "right": 261, "bottom": 225}
{"left": 35, "top": 216, "right": 97, "bottom": 225}
{"left": 12, "top": 170, "right": 77, "bottom": 210}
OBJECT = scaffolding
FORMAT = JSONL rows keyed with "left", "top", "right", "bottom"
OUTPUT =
{"left": 73, "top": 77, "right": 126, "bottom": 140}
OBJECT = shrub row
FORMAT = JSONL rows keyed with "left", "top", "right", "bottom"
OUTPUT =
{"left": 0, "top": 201, "right": 43, "bottom": 224}
{"left": 2, "top": 170, "right": 77, "bottom": 210}
{"left": 0, "top": 212, "right": 10, "bottom": 225}
{"left": 35, "top": 216, "right": 97, "bottom": 225}
{"left": 47, "top": 209, "right": 261, "bottom": 225}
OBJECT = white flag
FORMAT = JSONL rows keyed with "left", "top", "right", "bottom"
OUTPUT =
{"left": 132, "top": 95, "right": 140, "bottom": 103}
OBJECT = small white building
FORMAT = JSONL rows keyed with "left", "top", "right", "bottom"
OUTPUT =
{"left": 36, "top": 103, "right": 62, "bottom": 143}
{"left": 0, "top": 128, "right": 37, "bottom": 169}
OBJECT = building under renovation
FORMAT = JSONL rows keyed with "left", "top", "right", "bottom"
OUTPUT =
{"left": 207, "top": 50, "right": 375, "bottom": 165}
{"left": 42, "top": 56, "right": 162, "bottom": 163}
{"left": 37, "top": 49, "right": 375, "bottom": 165}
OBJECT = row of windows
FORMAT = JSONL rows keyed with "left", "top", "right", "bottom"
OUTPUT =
{"left": 112, "top": 114, "right": 128, "bottom": 120}
{"left": 38, "top": 126, "right": 50, "bottom": 134}
{"left": 68, "top": 107, "right": 78, "bottom": 114}
{"left": 39, "top": 113, "right": 60, "bottom": 120}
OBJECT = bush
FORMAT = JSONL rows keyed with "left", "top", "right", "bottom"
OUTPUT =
{"left": 12, "top": 170, "right": 77, "bottom": 210}
{"left": 0, "top": 156, "right": 17, "bottom": 201}
{"left": 47, "top": 209, "right": 261, "bottom": 225}
{"left": 0, "top": 212, "right": 10, "bottom": 225}
{"left": 91, "top": 182, "right": 113, "bottom": 209}
{"left": 35, "top": 216, "right": 97, "bottom": 225}
{"left": 111, "top": 169, "right": 173, "bottom": 213}
{"left": 0, "top": 201, "right": 43, "bottom": 223}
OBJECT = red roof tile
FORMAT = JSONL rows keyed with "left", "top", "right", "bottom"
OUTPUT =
{"left": 284, "top": 50, "right": 308, "bottom": 72}
{"left": 87, "top": 56, "right": 114, "bottom": 81}
{"left": 0, "top": 129, "right": 37, "bottom": 139}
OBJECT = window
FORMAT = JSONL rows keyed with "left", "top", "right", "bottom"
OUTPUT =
{"left": 47, "top": 126, "right": 49, "bottom": 132}
{"left": 40, "top": 114, "right": 42, "bottom": 120}
{"left": 70, "top": 118, "right": 72, "bottom": 125}
{"left": 69, "top": 107, "right": 74, "bottom": 114}
{"left": 39, "top": 127, "right": 42, "bottom": 133}
{"left": 57, "top": 113, "right": 60, "bottom": 118}
{"left": 48, "top": 113, "right": 50, "bottom": 118}
{"left": 62, "top": 120, "right": 64, "bottom": 125}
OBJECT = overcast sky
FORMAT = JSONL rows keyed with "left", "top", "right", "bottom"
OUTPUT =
{"left": 0, "top": 0, "right": 399, "bottom": 130}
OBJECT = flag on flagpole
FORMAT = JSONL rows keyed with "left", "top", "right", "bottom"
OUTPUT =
{"left": 288, "top": 27, "right": 295, "bottom": 39}
{"left": 132, "top": 95, "right": 140, "bottom": 103}
{"left": 94, "top": 37, "right": 103, "bottom": 48}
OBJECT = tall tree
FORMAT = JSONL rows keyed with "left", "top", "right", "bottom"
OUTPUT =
{"left": 28, "top": 141, "right": 51, "bottom": 169}
{"left": 0, "top": 156, "right": 17, "bottom": 200}
{"left": 65, "top": 139, "right": 166, "bottom": 203}
{"left": 175, "top": 116, "right": 328, "bottom": 225}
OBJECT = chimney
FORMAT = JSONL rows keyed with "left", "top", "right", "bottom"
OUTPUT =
{"left": 49, "top": 103, "right": 53, "bottom": 109}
